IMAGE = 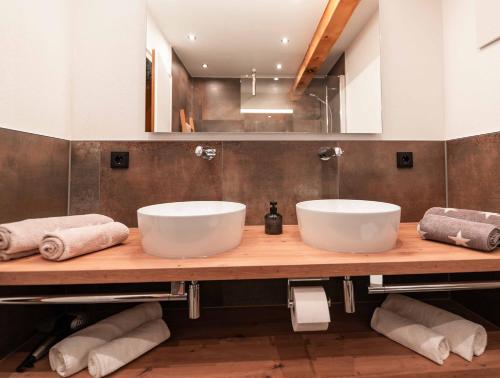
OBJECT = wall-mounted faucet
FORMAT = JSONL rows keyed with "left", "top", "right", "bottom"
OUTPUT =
{"left": 318, "top": 146, "right": 343, "bottom": 161}
{"left": 195, "top": 145, "right": 217, "bottom": 160}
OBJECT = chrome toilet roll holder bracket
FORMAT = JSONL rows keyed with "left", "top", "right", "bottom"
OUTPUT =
{"left": 287, "top": 278, "right": 331, "bottom": 309}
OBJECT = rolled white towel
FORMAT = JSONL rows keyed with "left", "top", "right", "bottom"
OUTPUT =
{"left": 49, "top": 302, "right": 162, "bottom": 377}
{"left": 39, "top": 222, "right": 129, "bottom": 261}
{"left": 371, "top": 307, "right": 450, "bottom": 365}
{"left": 0, "top": 214, "right": 113, "bottom": 261}
{"left": 88, "top": 319, "right": 170, "bottom": 378}
{"left": 382, "top": 294, "right": 487, "bottom": 361}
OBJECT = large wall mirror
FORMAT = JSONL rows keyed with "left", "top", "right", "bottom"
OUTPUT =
{"left": 145, "top": 0, "right": 381, "bottom": 134}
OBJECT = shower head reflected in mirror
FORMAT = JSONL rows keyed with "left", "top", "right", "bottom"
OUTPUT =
{"left": 307, "top": 92, "right": 333, "bottom": 133}
{"left": 308, "top": 92, "right": 327, "bottom": 105}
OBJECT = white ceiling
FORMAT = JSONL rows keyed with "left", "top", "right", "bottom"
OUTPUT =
{"left": 147, "top": 0, "right": 379, "bottom": 78}
{"left": 147, "top": 0, "right": 329, "bottom": 77}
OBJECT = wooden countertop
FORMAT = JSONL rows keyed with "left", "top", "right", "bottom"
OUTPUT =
{"left": 1, "top": 223, "right": 500, "bottom": 286}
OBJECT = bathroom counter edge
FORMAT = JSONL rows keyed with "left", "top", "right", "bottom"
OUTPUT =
{"left": 1, "top": 224, "right": 500, "bottom": 285}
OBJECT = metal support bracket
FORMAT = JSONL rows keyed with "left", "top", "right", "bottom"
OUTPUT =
{"left": 189, "top": 281, "right": 200, "bottom": 319}
{"left": 343, "top": 276, "right": 355, "bottom": 313}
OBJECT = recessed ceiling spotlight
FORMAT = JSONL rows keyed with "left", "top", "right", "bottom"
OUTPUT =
{"left": 267, "top": 115, "right": 272, "bottom": 118}
{"left": 201, "top": 63, "right": 208, "bottom": 69}
{"left": 273, "top": 77, "right": 279, "bottom": 81}
{"left": 281, "top": 37, "right": 290, "bottom": 44}
{"left": 276, "top": 63, "right": 283, "bottom": 70}
{"left": 187, "top": 34, "right": 197, "bottom": 41}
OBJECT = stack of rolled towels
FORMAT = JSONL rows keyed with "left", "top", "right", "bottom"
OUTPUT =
{"left": 0, "top": 214, "right": 129, "bottom": 261}
{"left": 49, "top": 302, "right": 170, "bottom": 377}
{"left": 371, "top": 294, "right": 487, "bottom": 365}
{"left": 418, "top": 207, "right": 500, "bottom": 251}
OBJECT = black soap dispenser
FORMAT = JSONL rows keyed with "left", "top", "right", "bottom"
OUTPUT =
{"left": 265, "top": 201, "right": 283, "bottom": 235}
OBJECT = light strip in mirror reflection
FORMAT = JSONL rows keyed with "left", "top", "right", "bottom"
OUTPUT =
{"left": 240, "top": 108, "right": 294, "bottom": 114}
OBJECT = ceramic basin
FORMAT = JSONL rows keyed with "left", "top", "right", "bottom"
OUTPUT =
{"left": 137, "top": 201, "right": 246, "bottom": 258}
{"left": 296, "top": 199, "right": 401, "bottom": 253}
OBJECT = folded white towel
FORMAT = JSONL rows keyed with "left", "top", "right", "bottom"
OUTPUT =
{"left": 382, "top": 294, "right": 487, "bottom": 361}
{"left": 88, "top": 319, "right": 170, "bottom": 378}
{"left": 39, "top": 222, "right": 129, "bottom": 261}
{"left": 49, "top": 302, "right": 162, "bottom": 377}
{"left": 371, "top": 307, "right": 450, "bottom": 365}
{"left": 0, "top": 214, "right": 113, "bottom": 261}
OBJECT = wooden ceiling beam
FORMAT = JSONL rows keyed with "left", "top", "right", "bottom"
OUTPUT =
{"left": 290, "top": 0, "right": 360, "bottom": 100}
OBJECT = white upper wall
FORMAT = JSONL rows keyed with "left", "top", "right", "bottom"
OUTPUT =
{"left": 442, "top": 0, "right": 500, "bottom": 140}
{"left": 146, "top": 13, "right": 172, "bottom": 75}
{"left": 0, "top": 0, "right": 71, "bottom": 139}
{"left": 345, "top": 10, "right": 382, "bottom": 134}
{"left": 70, "top": 0, "right": 147, "bottom": 140}
{"left": 378, "top": 0, "right": 445, "bottom": 141}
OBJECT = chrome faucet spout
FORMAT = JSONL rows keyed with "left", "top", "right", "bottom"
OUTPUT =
{"left": 195, "top": 145, "right": 217, "bottom": 160}
{"left": 318, "top": 146, "right": 343, "bottom": 161}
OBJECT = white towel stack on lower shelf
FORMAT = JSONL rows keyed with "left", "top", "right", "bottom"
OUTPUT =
{"left": 49, "top": 302, "right": 170, "bottom": 377}
{"left": 371, "top": 307, "right": 450, "bottom": 364}
{"left": 371, "top": 294, "right": 487, "bottom": 364}
{"left": 88, "top": 319, "right": 170, "bottom": 378}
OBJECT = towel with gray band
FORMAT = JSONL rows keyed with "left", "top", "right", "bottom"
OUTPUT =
{"left": 49, "top": 302, "right": 162, "bottom": 377}
{"left": 0, "top": 214, "right": 113, "bottom": 261}
{"left": 425, "top": 207, "right": 500, "bottom": 228}
{"left": 418, "top": 214, "right": 500, "bottom": 251}
{"left": 371, "top": 307, "right": 450, "bottom": 365}
{"left": 87, "top": 319, "right": 170, "bottom": 378}
{"left": 382, "top": 294, "right": 487, "bottom": 361}
{"left": 40, "top": 222, "right": 129, "bottom": 261}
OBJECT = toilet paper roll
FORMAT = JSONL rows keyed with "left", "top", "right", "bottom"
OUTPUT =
{"left": 291, "top": 286, "right": 331, "bottom": 332}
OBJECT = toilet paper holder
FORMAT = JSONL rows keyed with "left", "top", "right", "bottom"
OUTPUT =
{"left": 287, "top": 278, "right": 331, "bottom": 309}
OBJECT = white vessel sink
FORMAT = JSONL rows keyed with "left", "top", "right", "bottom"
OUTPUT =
{"left": 137, "top": 201, "right": 246, "bottom": 258}
{"left": 296, "top": 199, "right": 401, "bottom": 253}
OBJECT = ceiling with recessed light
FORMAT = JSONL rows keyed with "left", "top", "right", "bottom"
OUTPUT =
{"left": 146, "top": 0, "right": 329, "bottom": 78}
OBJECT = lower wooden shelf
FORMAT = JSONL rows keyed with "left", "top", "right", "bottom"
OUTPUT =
{"left": 1, "top": 301, "right": 500, "bottom": 377}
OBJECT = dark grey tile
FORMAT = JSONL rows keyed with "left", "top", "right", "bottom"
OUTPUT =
{"left": 338, "top": 141, "right": 446, "bottom": 222}
{"left": 193, "top": 78, "right": 242, "bottom": 121}
{"left": 243, "top": 114, "right": 292, "bottom": 133}
{"left": 0, "top": 128, "right": 69, "bottom": 223}
{"left": 98, "top": 141, "right": 223, "bottom": 226}
{"left": 171, "top": 51, "right": 194, "bottom": 133}
{"left": 69, "top": 141, "right": 101, "bottom": 215}
{"left": 196, "top": 120, "right": 245, "bottom": 132}
{"left": 222, "top": 141, "right": 339, "bottom": 225}
{"left": 447, "top": 131, "right": 500, "bottom": 213}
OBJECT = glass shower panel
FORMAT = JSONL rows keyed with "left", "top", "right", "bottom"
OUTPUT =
{"left": 326, "top": 75, "right": 346, "bottom": 134}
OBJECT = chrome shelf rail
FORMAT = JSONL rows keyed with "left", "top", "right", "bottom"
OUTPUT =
{"left": 0, "top": 292, "right": 187, "bottom": 304}
{"left": 368, "top": 275, "right": 500, "bottom": 294}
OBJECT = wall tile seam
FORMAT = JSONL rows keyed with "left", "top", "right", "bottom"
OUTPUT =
{"left": 66, "top": 142, "right": 72, "bottom": 216}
